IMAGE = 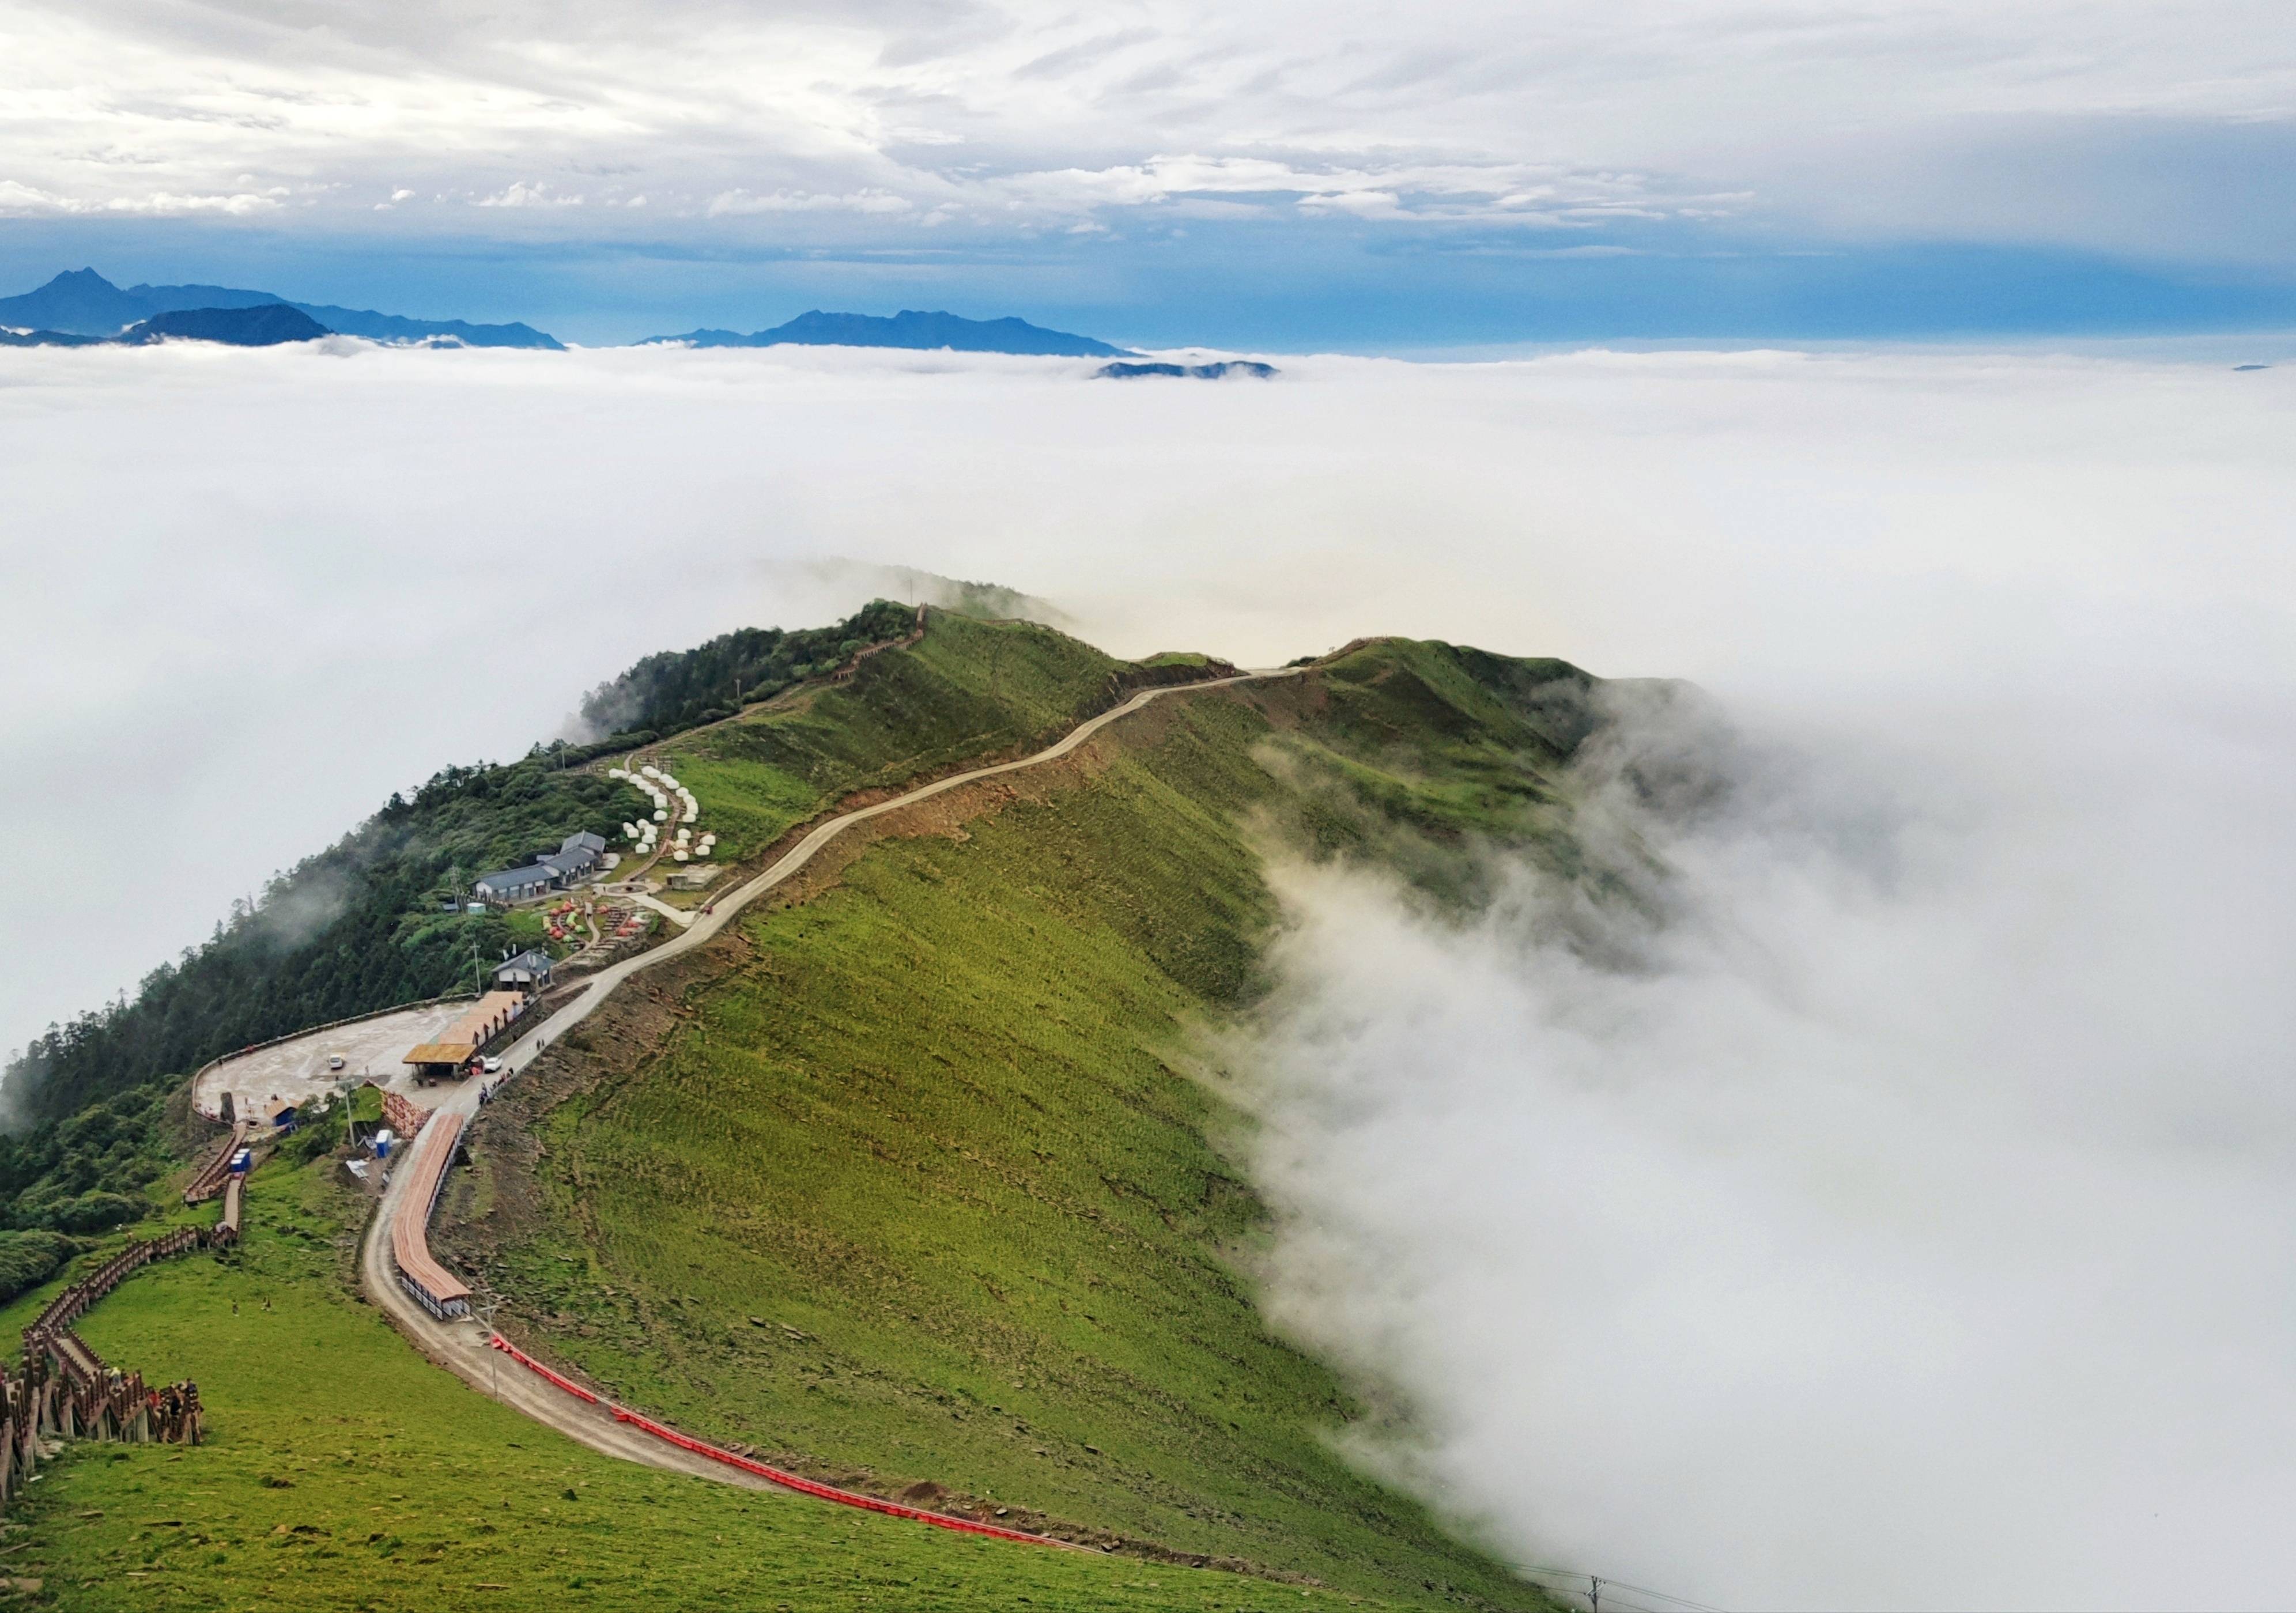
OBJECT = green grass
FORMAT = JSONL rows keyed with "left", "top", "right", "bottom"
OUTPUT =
{"left": 636, "top": 610, "right": 1131, "bottom": 867}
{"left": 3, "top": 1162, "right": 1440, "bottom": 1612}
{"left": 12, "top": 624, "right": 1610, "bottom": 1610}
{"left": 451, "top": 634, "right": 1608, "bottom": 1611}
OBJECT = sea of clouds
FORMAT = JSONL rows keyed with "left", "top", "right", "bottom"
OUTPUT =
{"left": 2, "top": 339, "right": 2290, "bottom": 1606}
{"left": 1243, "top": 685, "right": 2296, "bottom": 1610}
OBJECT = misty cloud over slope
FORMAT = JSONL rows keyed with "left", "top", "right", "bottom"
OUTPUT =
{"left": 2, "top": 339, "right": 2291, "bottom": 1606}
{"left": 1243, "top": 683, "right": 2296, "bottom": 1610}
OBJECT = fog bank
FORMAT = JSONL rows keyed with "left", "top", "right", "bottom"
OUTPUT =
{"left": 6, "top": 341, "right": 2286, "bottom": 1074}
{"left": 1243, "top": 681, "right": 2296, "bottom": 1609}
{"left": 3, "top": 338, "right": 2293, "bottom": 1604}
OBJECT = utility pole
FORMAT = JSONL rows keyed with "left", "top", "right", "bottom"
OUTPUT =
{"left": 1589, "top": 1577, "right": 1600, "bottom": 1613}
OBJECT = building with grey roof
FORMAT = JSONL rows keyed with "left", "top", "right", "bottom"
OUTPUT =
{"left": 473, "top": 864, "right": 557, "bottom": 904}
{"left": 493, "top": 947, "right": 555, "bottom": 994}
{"left": 473, "top": 830, "right": 610, "bottom": 905}
{"left": 540, "top": 830, "right": 606, "bottom": 881}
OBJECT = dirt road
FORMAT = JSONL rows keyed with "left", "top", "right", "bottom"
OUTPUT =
{"left": 357, "top": 667, "right": 1298, "bottom": 1486}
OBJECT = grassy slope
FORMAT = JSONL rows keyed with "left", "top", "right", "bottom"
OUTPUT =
{"left": 1, "top": 1163, "right": 1413, "bottom": 1613}
{"left": 451, "top": 629, "right": 1600, "bottom": 1610}
{"left": 3, "top": 622, "right": 1604, "bottom": 1610}
{"left": 641, "top": 609, "right": 1133, "bottom": 868}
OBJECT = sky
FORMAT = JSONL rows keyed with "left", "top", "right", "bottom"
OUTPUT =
{"left": 3, "top": 0, "right": 2295, "bottom": 345}
{"left": 2, "top": 343, "right": 2293, "bottom": 1606}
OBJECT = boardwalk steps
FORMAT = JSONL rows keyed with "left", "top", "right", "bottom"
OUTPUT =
{"left": 0, "top": 1140, "right": 259, "bottom": 1513}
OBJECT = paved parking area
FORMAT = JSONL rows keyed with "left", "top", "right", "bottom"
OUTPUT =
{"left": 194, "top": 1002, "right": 468, "bottom": 1121}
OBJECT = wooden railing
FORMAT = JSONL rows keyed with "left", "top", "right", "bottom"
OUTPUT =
{"left": 183, "top": 1120, "right": 251, "bottom": 1204}
{"left": 0, "top": 1226, "right": 214, "bottom": 1513}
{"left": 0, "top": 1149, "right": 264, "bottom": 1514}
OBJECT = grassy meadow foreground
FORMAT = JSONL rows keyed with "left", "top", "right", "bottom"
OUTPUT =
{"left": 0, "top": 1164, "right": 1439, "bottom": 1611}
{"left": 1, "top": 609, "right": 1615, "bottom": 1610}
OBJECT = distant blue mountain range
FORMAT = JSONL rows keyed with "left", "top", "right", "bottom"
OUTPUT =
{"left": 1097, "top": 360, "right": 1277, "bottom": 380}
{"left": 1, "top": 303, "right": 333, "bottom": 349}
{"left": 1, "top": 272, "right": 1137, "bottom": 359}
{"left": 0, "top": 269, "right": 562, "bottom": 349}
{"left": 127, "top": 305, "right": 333, "bottom": 346}
{"left": 648, "top": 308, "right": 1130, "bottom": 358}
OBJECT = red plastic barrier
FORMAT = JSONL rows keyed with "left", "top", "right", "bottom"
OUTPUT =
{"left": 486, "top": 1334, "right": 599, "bottom": 1404}
{"left": 488, "top": 1335, "right": 1074, "bottom": 1548}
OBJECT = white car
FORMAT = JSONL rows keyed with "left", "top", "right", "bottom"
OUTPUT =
{"left": 327, "top": 1055, "right": 345, "bottom": 1071}
{"left": 481, "top": 1057, "right": 504, "bottom": 1075}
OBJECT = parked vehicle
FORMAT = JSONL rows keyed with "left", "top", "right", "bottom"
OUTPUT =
{"left": 482, "top": 1056, "right": 504, "bottom": 1075}
{"left": 327, "top": 1054, "right": 346, "bottom": 1071}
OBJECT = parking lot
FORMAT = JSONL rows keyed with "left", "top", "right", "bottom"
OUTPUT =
{"left": 192, "top": 1002, "right": 470, "bottom": 1122}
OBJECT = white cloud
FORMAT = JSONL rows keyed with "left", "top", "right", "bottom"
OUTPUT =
{"left": 475, "top": 180, "right": 583, "bottom": 207}
{"left": 705, "top": 187, "right": 915, "bottom": 216}
{"left": 992, "top": 152, "right": 1675, "bottom": 225}
{"left": 1243, "top": 684, "right": 2296, "bottom": 1608}
{"left": 0, "top": 180, "right": 71, "bottom": 213}
{"left": 0, "top": 346, "right": 2290, "bottom": 1611}
{"left": 0, "top": 178, "right": 285, "bottom": 216}
{"left": 1, "top": 0, "right": 2291, "bottom": 258}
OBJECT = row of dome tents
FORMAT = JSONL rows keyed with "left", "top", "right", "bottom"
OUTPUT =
{"left": 607, "top": 765, "right": 668, "bottom": 855}
{"left": 607, "top": 764, "right": 713, "bottom": 862}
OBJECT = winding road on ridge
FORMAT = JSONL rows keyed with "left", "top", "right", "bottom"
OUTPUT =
{"left": 356, "top": 667, "right": 1301, "bottom": 1497}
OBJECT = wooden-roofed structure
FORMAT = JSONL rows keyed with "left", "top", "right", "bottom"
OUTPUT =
{"left": 401, "top": 990, "right": 528, "bottom": 1081}
{"left": 390, "top": 1111, "right": 471, "bottom": 1320}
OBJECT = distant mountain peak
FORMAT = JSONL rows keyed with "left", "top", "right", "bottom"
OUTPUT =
{"left": 123, "top": 305, "right": 331, "bottom": 346}
{"left": 1097, "top": 360, "right": 1278, "bottom": 381}
{"left": 0, "top": 267, "right": 560, "bottom": 347}
{"left": 645, "top": 308, "right": 1131, "bottom": 358}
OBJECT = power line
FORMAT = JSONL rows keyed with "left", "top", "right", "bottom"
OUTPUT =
{"left": 1512, "top": 1565, "right": 1726, "bottom": 1613}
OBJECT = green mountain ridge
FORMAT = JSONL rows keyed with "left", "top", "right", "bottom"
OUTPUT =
{"left": 0, "top": 605, "right": 1635, "bottom": 1610}
{"left": 0, "top": 603, "right": 922, "bottom": 1132}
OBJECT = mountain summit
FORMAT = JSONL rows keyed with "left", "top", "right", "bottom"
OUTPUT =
{"left": 0, "top": 269, "right": 561, "bottom": 348}
{"left": 0, "top": 267, "right": 150, "bottom": 333}
{"left": 649, "top": 308, "right": 1130, "bottom": 357}
{"left": 122, "top": 305, "right": 331, "bottom": 346}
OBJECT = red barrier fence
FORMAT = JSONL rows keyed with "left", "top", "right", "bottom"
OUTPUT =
{"left": 486, "top": 1335, "right": 1077, "bottom": 1549}
{"left": 486, "top": 1334, "right": 598, "bottom": 1403}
